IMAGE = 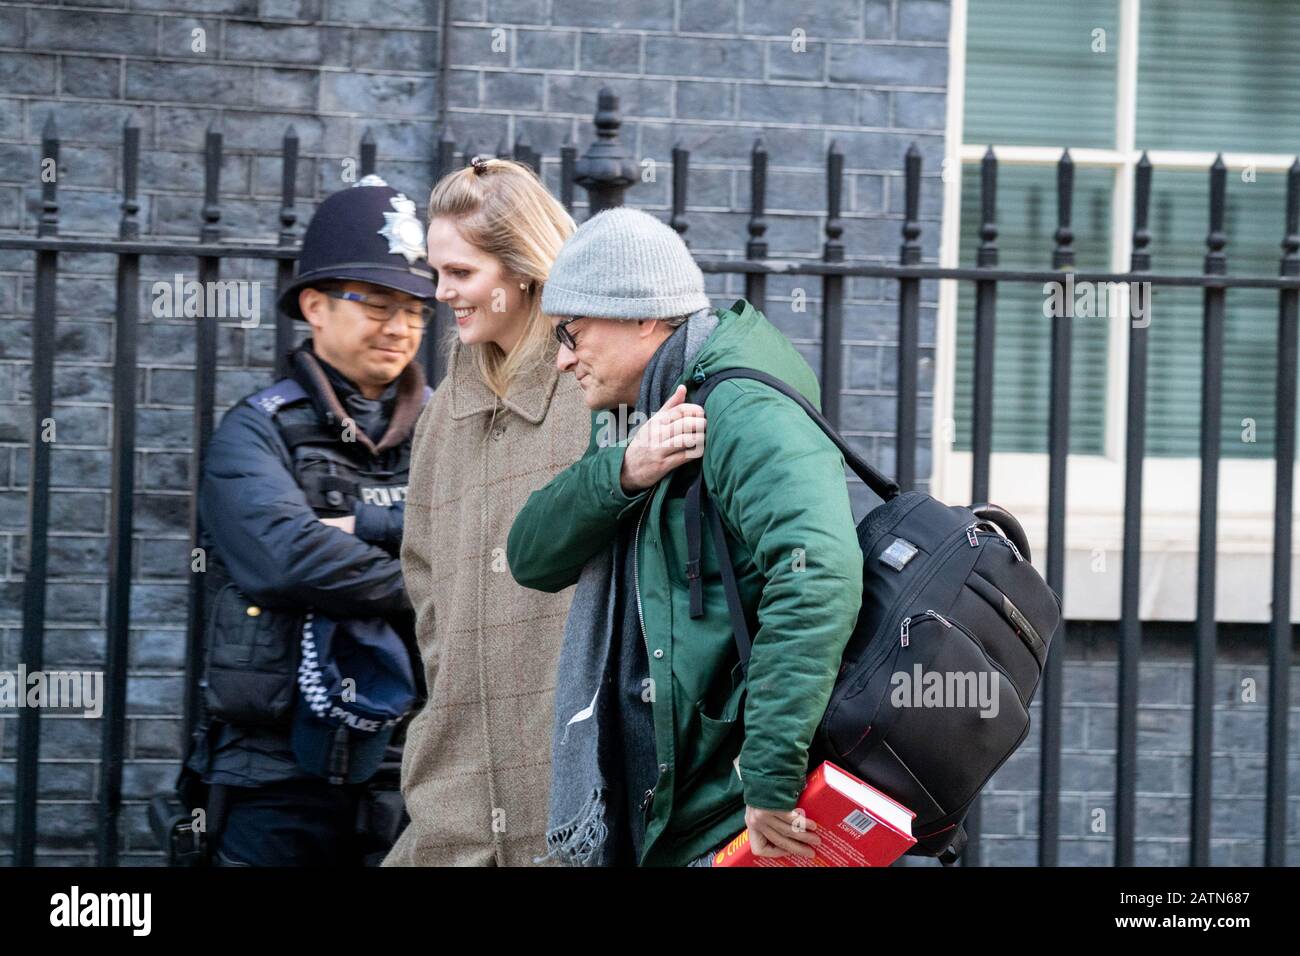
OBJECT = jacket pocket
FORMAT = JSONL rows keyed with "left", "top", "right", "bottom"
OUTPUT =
{"left": 674, "top": 699, "right": 748, "bottom": 843}
{"left": 696, "top": 658, "right": 746, "bottom": 723}
{"left": 675, "top": 663, "right": 748, "bottom": 824}
{"left": 204, "top": 582, "right": 301, "bottom": 727}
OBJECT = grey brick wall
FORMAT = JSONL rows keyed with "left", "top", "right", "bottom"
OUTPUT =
{"left": 1, "top": 0, "right": 1295, "bottom": 868}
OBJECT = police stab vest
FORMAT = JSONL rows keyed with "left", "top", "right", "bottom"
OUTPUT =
{"left": 245, "top": 376, "right": 430, "bottom": 519}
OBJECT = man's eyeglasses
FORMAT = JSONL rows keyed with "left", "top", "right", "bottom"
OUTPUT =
{"left": 325, "top": 290, "right": 434, "bottom": 330}
{"left": 555, "top": 316, "right": 583, "bottom": 350}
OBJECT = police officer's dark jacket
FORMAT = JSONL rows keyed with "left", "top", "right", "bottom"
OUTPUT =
{"left": 188, "top": 338, "right": 428, "bottom": 787}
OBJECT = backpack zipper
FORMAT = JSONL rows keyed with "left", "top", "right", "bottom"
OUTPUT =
{"left": 901, "top": 609, "right": 953, "bottom": 646}
{"left": 899, "top": 607, "right": 1024, "bottom": 702}
{"left": 969, "top": 521, "right": 1024, "bottom": 562}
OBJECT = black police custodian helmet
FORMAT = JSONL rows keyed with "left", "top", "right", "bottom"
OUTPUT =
{"left": 278, "top": 174, "right": 437, "bottom": 321}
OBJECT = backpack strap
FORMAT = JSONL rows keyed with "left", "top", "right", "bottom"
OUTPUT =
{"left": 684, "top": 475, "right": 706, "bottom": 618}
{"left": 683, "top": 367, "right": 900, "bottom": 640}
{"left": 689, "top": 368, "right": 899, "bottom": 498}
{"left": 705, "top": 493, "right": 756, "bottom": 672}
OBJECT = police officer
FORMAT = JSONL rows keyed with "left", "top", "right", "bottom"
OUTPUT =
{"left": 184, "top": 174, "right": 436, "bottom": 866}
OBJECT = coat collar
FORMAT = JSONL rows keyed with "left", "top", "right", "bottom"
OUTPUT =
{"left": 448, "top": 338, "right": 561, "bottom": 424}
{"left": 291, "top": 342, "right": 426, "bottom": 455}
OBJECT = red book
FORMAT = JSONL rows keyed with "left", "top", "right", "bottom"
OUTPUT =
{"left": 709, "top": 761, "right": 916, "bottom": 867}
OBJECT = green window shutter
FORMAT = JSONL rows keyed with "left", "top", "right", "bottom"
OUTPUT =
{"left": 1138, "top": 1, "right": 1300, "bottom": 152}
{"left": 952, "top": 163, "right": 1113, "bottom": 455}
{"left": 964, "top": 1, "right": 1119, "bottom": 150}
{"left": 957, "top": 0, "right": 1298, "bottom": 460}
{"left": 955, "top": 0, "right": 1118, "bottom": 456}
{"left": 1140, "top": 170, "right": 1289, "bottom": 459}
{"left": 1136, "top": 0, "right": 1300, "bottom": 458}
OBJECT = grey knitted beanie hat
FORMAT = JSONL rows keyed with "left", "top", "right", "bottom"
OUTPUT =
{"left": 541, "top": 206, "right": 711, "bottom": 320}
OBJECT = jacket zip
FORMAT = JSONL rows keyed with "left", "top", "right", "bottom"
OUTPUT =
{"left": 633, "top": 496, "right": 650, "bottom": 651}
{"left": 632, "top": 496, "right": 657, "bottom": 815}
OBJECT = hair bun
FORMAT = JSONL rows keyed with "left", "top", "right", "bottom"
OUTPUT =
{"left": 470, "top": 155, "right": 491, "bottom": 175}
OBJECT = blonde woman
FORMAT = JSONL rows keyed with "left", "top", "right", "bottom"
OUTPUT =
{"left": 383, "top": 157, "right": 588, "bottom": 866}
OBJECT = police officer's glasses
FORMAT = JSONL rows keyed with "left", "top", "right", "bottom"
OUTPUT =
{"left": 555, "top": 316, "right": 583, "bottom": 350}
{"left": 325, "top": 290, "right": 435, "bottom": 330}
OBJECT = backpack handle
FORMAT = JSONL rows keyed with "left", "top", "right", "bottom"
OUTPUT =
{"left": 970, "top": 502, "right": 1032, "bottom": 563}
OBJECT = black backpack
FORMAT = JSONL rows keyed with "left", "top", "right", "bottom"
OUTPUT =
{"left": 684, "top": 368, "right": 1062, "bottom": 865}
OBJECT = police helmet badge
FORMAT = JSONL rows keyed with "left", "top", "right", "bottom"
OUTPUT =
{"left": 379, "top": 194, "right": 427, "bottom": 265}
{"left": 353, "top": 174, "right": 427, "bottom": 266}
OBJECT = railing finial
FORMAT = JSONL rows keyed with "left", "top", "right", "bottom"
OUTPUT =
{"left": 823, "top": 140, "right": 844, "bottom": 262}
{"left": 900, "top": 142, "right": 923, "bottom": 266}
{"left": 671, "top": 142, "right": 690, "bottom": 245}
{"left": 38, "top": 112, "right": 60, "bottom": 238}
{"left": 1052, "top": 148, "right": 1075, "bottom": 270}
{"left": 1204, "top": 153, "right": 1227, "bottom": 276}
{"left": 279, "top": 124, "right": 300, "bottom": 247}
{"left": 119, "top": 119, "right": 141, "bottom": 241}
{"left": 200, "top": 119, "right": 223, "bottom": 244}
{"left": 573, "top": 87, "right": 638, "bottom": 217}
{"left": 977, "top": 146, "right": 998, "bottom": 268}
{"left": 1281, "top": 157, "right": 1299, "bottom": 277}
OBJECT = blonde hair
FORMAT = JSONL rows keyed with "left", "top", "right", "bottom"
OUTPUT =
{"left": 427, "top": 157, "right": 575, "bottom": 398}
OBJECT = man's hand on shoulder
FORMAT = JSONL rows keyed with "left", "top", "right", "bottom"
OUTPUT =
{"left": 619, "top": 384, "right": 707, "bottom": 494}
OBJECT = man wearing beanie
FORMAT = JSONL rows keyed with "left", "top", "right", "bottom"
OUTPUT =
{"left": 507, "top": 206, "right": 863, "bottom": 867}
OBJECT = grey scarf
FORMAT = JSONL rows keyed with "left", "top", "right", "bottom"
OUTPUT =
{"left": 539, "top": 308, "right": 719, "bottom": 866}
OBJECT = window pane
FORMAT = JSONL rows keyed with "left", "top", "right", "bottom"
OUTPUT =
{"left": 1138, "top": 0, "right": 1300, "bottom": 152}
{"left": 953, "top": 163, "right": 1113, "bottom": 455}
{"left": 964, "top": 0, "right": 1119, "bottom": 149}
{"left": 1142, "top": 168, "right": 1291, "bottom": 458}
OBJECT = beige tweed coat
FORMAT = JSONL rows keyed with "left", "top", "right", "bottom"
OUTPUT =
{"left": 383, "top": 338, "right": 590, "bottom": 866}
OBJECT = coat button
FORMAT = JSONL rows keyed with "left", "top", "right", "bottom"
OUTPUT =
{"left": 653, "top": 648, "right": 664, "bottom": 659}
{"left": 326, "top": 490, "right": 344, "bottom": 507}
{"left": 246, "top": 606, "right": 261, "bottom": 617}
{"left": 692, "top": 368, "right": 706, "bottom": 383}
{"left": 658, "top": 763, "right": 668, "bottom": 774}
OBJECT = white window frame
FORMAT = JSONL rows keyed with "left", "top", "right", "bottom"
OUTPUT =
{"left": 935, "top": 0, "right": 1300, "bottom": 623}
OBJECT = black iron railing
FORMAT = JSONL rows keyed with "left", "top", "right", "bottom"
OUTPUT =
{"left": 1, "top": 87, "right": 1295, "bottom": 867}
